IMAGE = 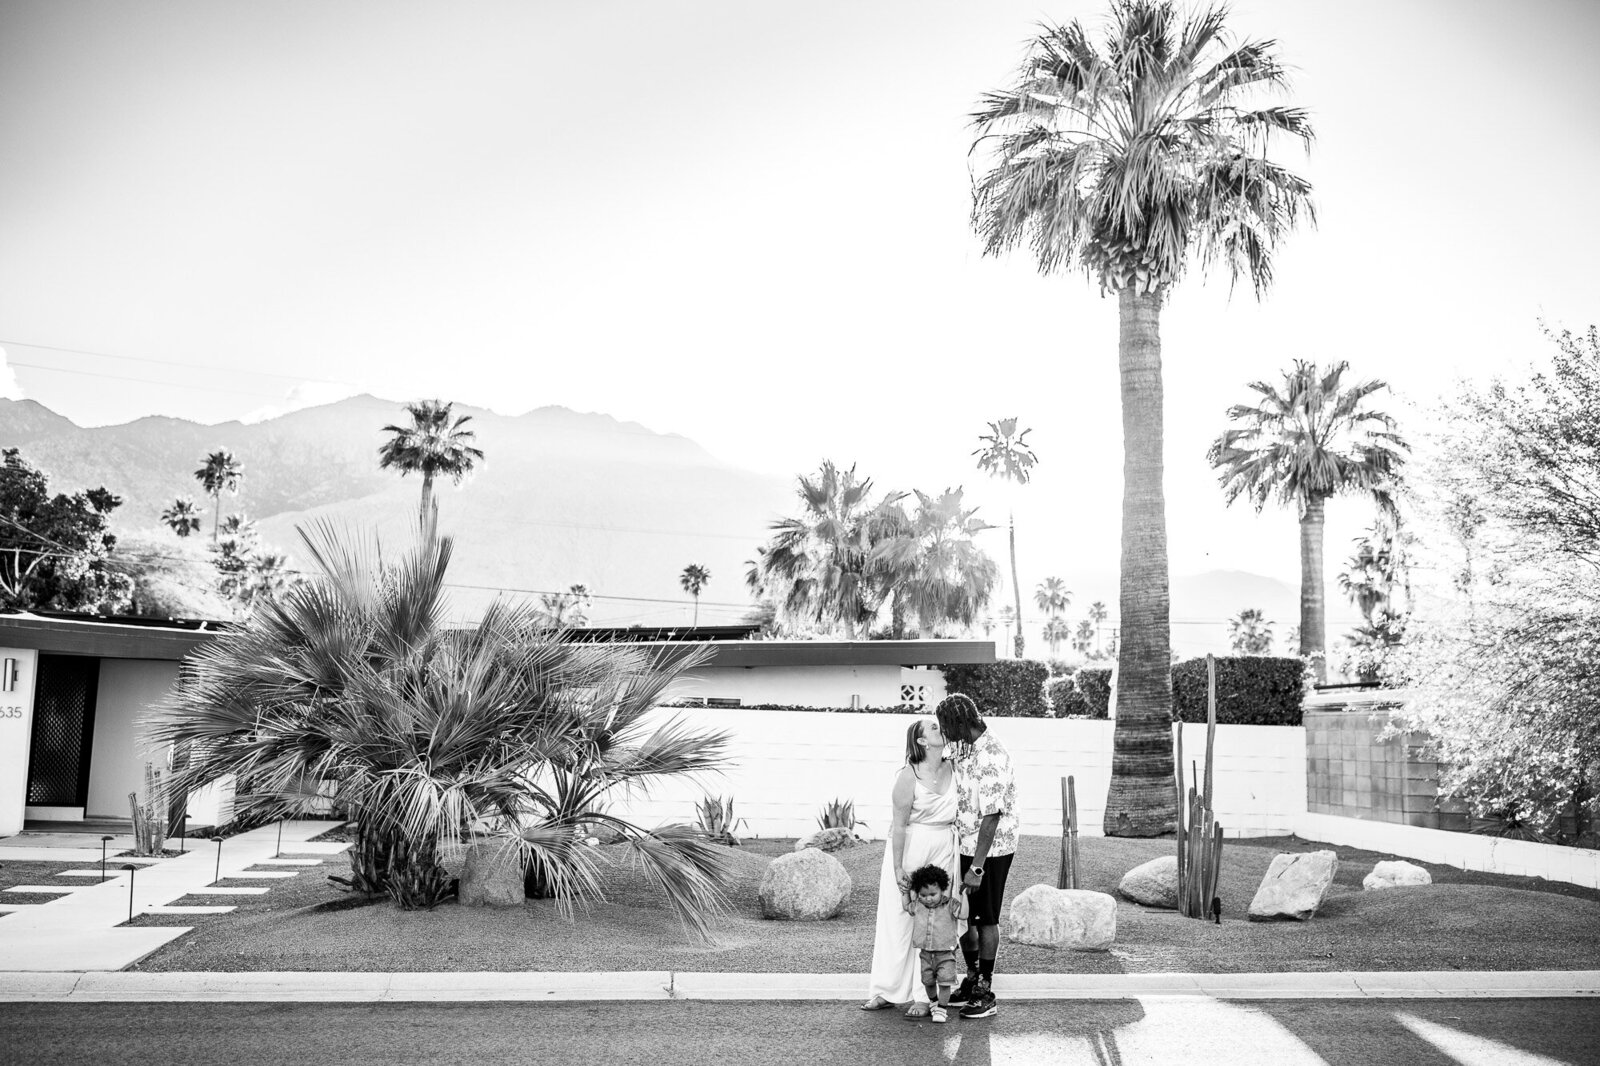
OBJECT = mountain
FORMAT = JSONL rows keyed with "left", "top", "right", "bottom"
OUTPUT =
{"left": 0, "top": 396, "right": 795, "bottom": 626}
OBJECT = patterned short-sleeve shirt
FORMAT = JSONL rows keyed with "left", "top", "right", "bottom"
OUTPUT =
{"left": 955, "top": 729, "right": 1018, "bottom": 857}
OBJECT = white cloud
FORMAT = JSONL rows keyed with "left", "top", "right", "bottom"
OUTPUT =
{"left": 0, "top": 347, "right": 24, "bottom": 400}
{"left": 241, "top": 380, "right": 360, "bottom": 423}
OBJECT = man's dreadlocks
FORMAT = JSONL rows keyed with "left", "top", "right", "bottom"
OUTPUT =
{"left": 934, "top": 693, "right": 983, "bottom": 750}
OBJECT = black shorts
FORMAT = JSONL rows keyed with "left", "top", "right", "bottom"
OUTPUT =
{"left": 959, "top": 852, "right": 1013, "bottom": 927}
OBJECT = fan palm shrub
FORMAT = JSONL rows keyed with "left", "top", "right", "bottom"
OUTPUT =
{"left": 145, "top": 515, "right": 736, "bottom": 937}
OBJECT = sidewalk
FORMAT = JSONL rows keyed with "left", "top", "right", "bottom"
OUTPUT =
{"left": 0, "top": 820, "right": 347, "bottom": 971}
{"left": 2, "top": 969, "right": 1597, "bottom": 1002}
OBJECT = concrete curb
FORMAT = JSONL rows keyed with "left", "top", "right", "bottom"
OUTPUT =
{"left": 2, "top": 970, "right": 1597, "bottom": 1003}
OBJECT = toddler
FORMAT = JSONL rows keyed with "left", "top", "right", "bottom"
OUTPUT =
{"left": 903, "top": 863, "right": 963, "bottom": 1023}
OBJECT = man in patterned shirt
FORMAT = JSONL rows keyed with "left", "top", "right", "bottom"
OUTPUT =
{"left": 934, "top": 692, "right": 1018, "bottom": 1020}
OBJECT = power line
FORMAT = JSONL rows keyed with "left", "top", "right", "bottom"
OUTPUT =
{"left": 1, "top": 340, "right": 316, "bottom": 383}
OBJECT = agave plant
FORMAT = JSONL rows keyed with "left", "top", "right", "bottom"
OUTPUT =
{"left": 694, "top": 795, "right": 746, "bottom": 846}
{"left": 817, "top": 797, "right": 866, "bottom": 834}
{"left": 145, "top": 514, "right": 736, "bottom": 937}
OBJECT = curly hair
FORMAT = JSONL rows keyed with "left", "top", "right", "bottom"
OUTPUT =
{"left": 934, "top": 692, "right": 982, "bottom": 746}
{"left": 908, "top": 863, "right": 950, "bottom": 893}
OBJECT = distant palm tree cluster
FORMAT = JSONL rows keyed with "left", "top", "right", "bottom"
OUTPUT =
{"left": 160, "top": 448, "right": 293, "bottom": 615}
{"left": 744, "top": 462, "right": 999, "bottom": 640}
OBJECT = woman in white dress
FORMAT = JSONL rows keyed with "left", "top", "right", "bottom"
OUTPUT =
{"left": 860, "top": 716, "right": 962, "bottom": 1017}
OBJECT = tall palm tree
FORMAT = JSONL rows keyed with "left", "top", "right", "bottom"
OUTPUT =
{"left": 1034, "top": 577, "right": 1072, "bottom": 622}
{"left": 145, "top": 516, "right": 734, "bottom": 933}
{"left": 1088, "top": 600, "right": 1109, "bottom": 655}
{"left": 971, "top": 1, "right": 1315, "bottom": 834}
{"left": 680, "top": 564, "right": 711, "bottom": 626}
{"left": 1208, "top": 360, "right": 1408, "bottom": 681}
{"left": 162, "top": 497, "right": 203, "bottom": 539}
{"left": 974, "top": 418, "right": 1038, "bottom": 659}
{"left": 872, "top": 487, "right": 999, "bottom": 638}
{"left": 1228, "top": 607, "right": 1274, "bottom": 655}
{"left": 752, "top": 460, "right": 905, "bottom": 638}
{"left": 378, "top": 400, "right": 486, "bottom": 519}
{"left": 997, "top": 604, "right": 1017, "bottom": 653}
{"left": 194, "top": 450, "right": 243, "bottom": 544}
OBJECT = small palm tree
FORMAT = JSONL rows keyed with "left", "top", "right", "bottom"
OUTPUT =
{"left": 1228, "top": 608, "right": 1274, "bottom": 655}
{"left": 162, "top": 497, "right": 203, "bottom": 539}
{"left": 539, "top": 583, "right": 593, "bottom": 628}
{"left": 680, "top": 564, "right": 711, "bottom": 627}
{"left": 1034, "top": 577, "right": 1072, "bottom": 621}
{"left": 1208, "top": 360, "right": 1408, "bottom": 681}
{"left": 1072, "top": 620, "right": 1095, "bottom": 656}
{"left": 974, "top": 418, "right": 1038, "bottom": 658}
{"left": 146, "top": 517, "right": 734, "bottom": 934}
{"left": 1088, "top": 601, "right": 1109, "bottom": 655}
{"left": 971, "top": 0, "right": 1315, "bottom": 835}
{"left": 871, "top": 488, "right": 999, "bottom": 638}
{"left": 753, "top": 460, "right": 905, "bottom": 638}
{"left": 378, "top": 400, "right": 486, "bottom": 519}
{"left": 194, "top": 450, "right": 243, "bottom": 543}
{"left": 1042, "top": 616, "right": 1072, "bottom": 658}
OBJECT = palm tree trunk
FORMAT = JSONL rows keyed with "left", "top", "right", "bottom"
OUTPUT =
{"left": 420, "top": 473, "right": 434, "bottom": 521}
{"left": 1008, "top": 511, "right": 1024, "bottom": 659}
{"left": 211, "top": 492, "right": 220, "bottom": 544}
{"left": 692, "top": 595, "right": 699, "bottom": 627}
{"left": 1300, "top": 495, "right": 1327, "bottom": 684}
{"left": 1103, "top": 286, "right": 1177, "bottom": 837}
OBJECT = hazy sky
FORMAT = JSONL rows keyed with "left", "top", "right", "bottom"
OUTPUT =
{"left": 2, "top": 0, "right": 1598, "bottom": 641}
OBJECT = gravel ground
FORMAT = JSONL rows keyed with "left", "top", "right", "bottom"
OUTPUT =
{"left": 128, "top": 834, "right": 1600, "bottom": 974}
{"left": 0, "top": 859, "right": 92, "bottom": 906}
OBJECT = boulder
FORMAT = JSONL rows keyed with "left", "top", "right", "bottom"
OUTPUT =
{"left": 794, "top": 827, "right": 860, "bottom": 853}
{"left": 759, "top": 847, "right": 852, "bottom": 920}
{"left": 1247, "top": 850, "right": 1339, "bottom": 921}
{"left": 1003, "top": 885, "right": 1116, "bottom": 950}
{"left": 1363, "top": 860, "right": 1432, "bottom": 891}
{"left": 441, "top": 838, "right": 525, "bottom": 908}
{"left": 1118, "top": 855, "right": 1179, "bottom": 908}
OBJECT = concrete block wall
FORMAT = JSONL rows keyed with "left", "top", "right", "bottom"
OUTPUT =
{"left": 1303, "top": 706, "right": 1468, "bottom": 831}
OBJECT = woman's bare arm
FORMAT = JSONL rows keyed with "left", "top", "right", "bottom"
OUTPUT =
{"left": 890, "top": 766, "right": 915, "bottom": 890}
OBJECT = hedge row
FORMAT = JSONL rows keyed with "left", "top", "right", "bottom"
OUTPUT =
{"left": 1171, "top": 656, "right": 1305, "bottom": 726}
{"left": 939, "top": 659, "right": 1051, "bottom": 718}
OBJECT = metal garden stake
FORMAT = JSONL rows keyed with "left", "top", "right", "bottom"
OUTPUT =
{"left": 100, "top": 834, "right": 114, "bottom": 883}
{"left": 212, "top": 836, "right": 225, "bottom": 885}
{"left": 123, "top": 864, "right": 138, "bottom": 922}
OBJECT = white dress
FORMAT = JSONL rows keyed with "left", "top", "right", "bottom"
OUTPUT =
{"left": 864, "top": 773, "right": 962, "bottom": 1004}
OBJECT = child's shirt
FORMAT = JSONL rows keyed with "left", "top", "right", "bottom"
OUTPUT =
{"left": 906, "top": 892, "right": 962, "bottom": 952}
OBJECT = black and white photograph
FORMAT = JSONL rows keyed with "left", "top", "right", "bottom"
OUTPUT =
{"left": 1, "top": 1, "right": 1598, "bottom": 1062}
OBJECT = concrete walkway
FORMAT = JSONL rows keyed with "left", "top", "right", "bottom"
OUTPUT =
{"left": 0, "top": 820, "right": 347, "bottom": 971}
{"left": 1, "top": 969, "right": 1597, "bottom": 1002}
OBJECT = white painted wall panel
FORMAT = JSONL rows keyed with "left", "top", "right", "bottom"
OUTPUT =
{"left": 607, "top": 709, "right": 1307, "bottom": 841}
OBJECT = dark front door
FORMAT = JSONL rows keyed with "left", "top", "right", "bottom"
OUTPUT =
{"left": 25, "top": 654, "right": 100, "bottom": 807}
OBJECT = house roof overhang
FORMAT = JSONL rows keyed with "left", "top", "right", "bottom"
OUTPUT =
{"left": 0, "top": 613, "right": 998, "bottom": 669}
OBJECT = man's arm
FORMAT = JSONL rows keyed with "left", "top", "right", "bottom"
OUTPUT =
{"left": 962, "top": 814, "right": 1000, "bottom": 890}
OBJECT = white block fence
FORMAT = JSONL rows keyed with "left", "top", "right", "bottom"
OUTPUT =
{"left": 608, "top": 708, "right": 1307, "bottom": 841}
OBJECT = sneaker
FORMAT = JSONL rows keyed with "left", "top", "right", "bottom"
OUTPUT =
{"left": 948, "top": 975, "right": 978, "bottom": 1006}
{"left": 958, "top": 983, "right": 997, "bottom": 1020}
{"left": 930, "top": 1006, "right": 948, "bottom": 1024}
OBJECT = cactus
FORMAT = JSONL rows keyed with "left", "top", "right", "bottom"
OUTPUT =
{"left": 1057, "top": 775, "right": 1081, "bottom": 889}
{"left": 1174, "top": 655, "right": 1225, "bottom": 919}
{"left": 817, "top": 797, "right": 866, "bottom": 833}
{"left": 128, "top": 762, "right": 169, "bottom": 857}
{"left": 695, "top": 795, "right": 746, "bottom": 845}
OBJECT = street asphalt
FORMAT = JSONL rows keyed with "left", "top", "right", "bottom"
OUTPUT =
{"left": 4, "top": 998, "right": 1599, "bottom": 1065}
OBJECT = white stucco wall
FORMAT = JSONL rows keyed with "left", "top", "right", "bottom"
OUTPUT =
{"left": 606, "top": 708, "right": 1306, "bottom": 840}
{"left": 86, "top": 659, "right": 178, "bottom": 819}
{"left": 675, "top": 664, "right": 948, "bottom": 709}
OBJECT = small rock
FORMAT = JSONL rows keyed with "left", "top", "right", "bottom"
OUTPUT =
{"left": 1118, "top": 855, "right": 1179, "bottom": 908}
{"left": 1363, "top": 860, "right": 1432, "bottom": 891}
{"left": 1248, "top": 850, "right": 1338, "bottom": 921}
{"left": 793, "top": 827, "right": 860, "bottom": 853}
{"left": 1004, "top": 885, "right": 1116, "bottom": 950}
{"left": 759, "top": 848, "right": 852, "bottom": 920}
{"left": 455, "top": 839, "right": 525, "bottom": 908}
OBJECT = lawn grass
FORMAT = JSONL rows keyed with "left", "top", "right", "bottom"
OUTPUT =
{"left": 127, "top": 834, "right": 1600, "bottom": 975}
